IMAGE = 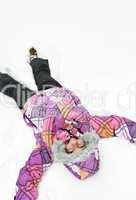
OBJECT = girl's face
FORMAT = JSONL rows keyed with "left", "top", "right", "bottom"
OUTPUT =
{"left": 65, "top": 137, "right": 85, "bottom": 153}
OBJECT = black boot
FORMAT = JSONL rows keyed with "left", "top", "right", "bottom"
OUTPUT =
{"left": 29, "top": 47, "right": 38, "bottom": 63}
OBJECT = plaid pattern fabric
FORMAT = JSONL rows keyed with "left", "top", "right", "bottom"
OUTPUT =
{"left": 42, "top": 131, "right": 54, "bottom": 148}
{"left": 90, "top": 115, "right": 136, "bottom": 142}
{"left": 14, "top": 86, "right": 136, "bottom": 199}
{"left": 14, "top": 146, "right": 53, "bottom": 200}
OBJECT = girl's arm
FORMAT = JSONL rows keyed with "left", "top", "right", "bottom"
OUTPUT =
{"left": 14, "top": 145, "right": 53, "bottom": 200}
{"left": 90, "top": 115, "right": 136, "bottom": 143}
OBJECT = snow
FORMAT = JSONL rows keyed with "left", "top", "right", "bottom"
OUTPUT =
{"left": 0, "top": 0, "right": 136, "bottom": 199}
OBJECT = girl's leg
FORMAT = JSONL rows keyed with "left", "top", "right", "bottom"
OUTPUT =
{"left": 0, "top": 72, "right": 34, "bottom": 109}
{"left": 14, "top": 145, "right": 53, "bottom": 200}
{"left": 30, "top": 58, "right": 62, "bottom": 91}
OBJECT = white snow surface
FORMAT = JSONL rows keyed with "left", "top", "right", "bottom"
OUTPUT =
{"left": 0, "top": 0, "right": 136, "bottom": 199}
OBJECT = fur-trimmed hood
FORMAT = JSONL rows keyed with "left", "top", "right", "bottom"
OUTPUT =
{"left": 52, "top": 130, "right": 100, "bottom": 164}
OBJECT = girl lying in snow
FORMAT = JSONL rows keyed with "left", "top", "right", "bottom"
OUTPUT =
{"left": 0, "top": 48, "right": 136, "bottom": 200}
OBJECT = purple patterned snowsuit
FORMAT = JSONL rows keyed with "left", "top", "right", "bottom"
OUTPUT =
{"left": 14, "top": 86, "right": 136, "bottom": 200}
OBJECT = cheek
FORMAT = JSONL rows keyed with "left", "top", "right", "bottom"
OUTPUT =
{"left": 66, "top": 143, "right": 75, "bottom": 151}
{"left": 77, "top": 140, "right": 85, "bottom": 147}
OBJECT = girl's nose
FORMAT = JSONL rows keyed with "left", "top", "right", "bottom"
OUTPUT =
{"left": 72, "top": 142, "right": 77, "bottom": 149}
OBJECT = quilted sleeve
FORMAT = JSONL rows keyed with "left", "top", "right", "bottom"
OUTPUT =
{"left": 14, "top": 145, "right": 53, "bottom": 200}
{"left": 90, "top": 115, "right": 136, "bottom": 143}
